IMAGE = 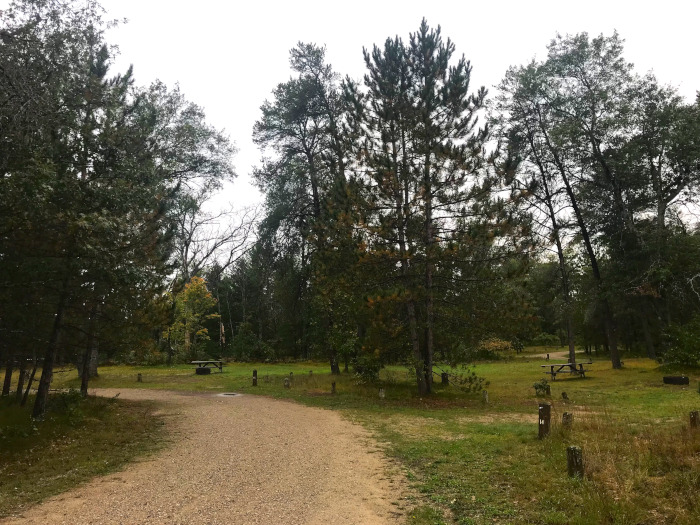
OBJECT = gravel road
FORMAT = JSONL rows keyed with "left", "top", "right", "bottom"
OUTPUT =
{"left": 3, "top": 389, "right": 408, "bottom": 525}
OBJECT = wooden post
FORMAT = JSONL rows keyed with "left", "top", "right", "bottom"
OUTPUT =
{"left": 546, "top": 353, "right": 550, "bottom": 361}
{"left": 441, "top": 372, "right": 449, "bottom": 385}
{"left": 482, "top": 390, "right": 489, "bottom": 404}
{"left": 252, "top": 369, "right": 258, "bottom": 387}
{"left": 379, "top": 388, "right": 385, "bottom": 399}
{"left": 562, "top": 412, "right": 573, "bottom": 429}
{"left": 137, "top": 373, "right": 142, "bottom": 383}
{"left": 331, "top": 381, "right": 336, "bottom": 394}
{"left": 283, "top": 377, "right": 290, "bottom": 389}
{"left": 538, "top": 403, "right": 551, "bottom": 439}
{"left": 567, "top": 446, "right": 584, "bottom": 478}
{"left": 690, "top": 411, "right": 699, "bottom": 429}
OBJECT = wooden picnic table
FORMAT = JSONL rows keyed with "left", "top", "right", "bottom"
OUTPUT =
{"left": 540, "top": 362, "right": 589, "bottom": 380}
{"left": 191, "top": 360, "right": 223, "bottom": 374}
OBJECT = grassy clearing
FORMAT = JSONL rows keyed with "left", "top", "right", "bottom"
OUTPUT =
{"left": 0, "top": 391, "right": 166, "bottom": 518}
{"left": 16, "top": 351, "right": 700, "bottom": 523}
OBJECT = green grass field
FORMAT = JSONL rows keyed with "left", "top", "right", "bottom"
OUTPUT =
{"left": 3, "top": 349, "right": 700, "bottom": 523}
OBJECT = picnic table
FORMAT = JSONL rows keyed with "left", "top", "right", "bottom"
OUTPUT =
{"left": 192, "top": 360, "right": 223, "bottom": 375}
{"left": 541, "top": 362, "right": 589, "bottom": 380}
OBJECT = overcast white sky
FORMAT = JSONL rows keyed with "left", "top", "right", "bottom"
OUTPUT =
{"left": 11, "top": 0, "right": 700, "bottom": 209}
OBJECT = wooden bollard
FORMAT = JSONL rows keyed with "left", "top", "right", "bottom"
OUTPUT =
{"left": 309, "top": 370, "right": 313, "bottom": 376}
{"left": 562, "top": 412, "right": 573, "bottom": 429}
{"left": 567, "top": 446, "right": 584, "bottom": 478}
{"left": 252, "top": 369, "right": 257, "bottom": 387}
{"left": 283, "top": 377, "right": 291, "bottom": 389}
{"left": 482, "top": 390, "right": 489, "bottom": 404}
{"left": 546, "top": 353, "right": 550, "bottom": 360}
{"left": 137, "top": 373, "right": 142, "bottom": 383}
{"left": 690, "top": 411, "right": 699, "bottom": 429}
{"left": 331, "top": 381, "right": 336, "bottom": 394}
{"left": 441, "top": 372, "right": 449, "bottom": 385}
{"left": 538, "top": 403, "right": 551, "bottom": 439}
{"left": 379, "top": 388, "right": 385, "bottom": 399}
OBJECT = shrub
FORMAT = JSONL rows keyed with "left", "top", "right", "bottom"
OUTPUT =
{"left": 665, "top": 316, "right": 700, "bottom": 367}
{"left": 352, "top": 351, "right": 382, "bottom": 383}
{"left": 533, "top": 378, "right": 551, "bottom": 397}
{"left": 448, "top": 365, "right": 489, "bottom": 393}
{"left": 531, "top": 332, "right": 560, "bottom": 347}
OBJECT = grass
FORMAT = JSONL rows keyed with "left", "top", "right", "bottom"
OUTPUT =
{"left": 0, "top": 390, "right": 166, "bottom": 518}
{"left": 4, "top": 349, "right": 700, "bottom": 523}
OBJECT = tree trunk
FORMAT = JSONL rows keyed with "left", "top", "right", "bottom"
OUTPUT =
{"left": 423, "top": 154, "right": 434, "bottom": 393}
{"left": 641, "top": 310, "right": 657, "bottom": 360}
{"left": 21, "top": 359, "right": 38, "bottom": 407}
{"left": 32, "top": 281, "right": 68, "bottom": 419}
{"left": 2, "top": 357, "right": 13, "bottom": 396}
{"left": 537, "top": 108, "right": 621, "bottom": 369}
{"left": 15, "top": 364, "right": 26, "bottom": 402}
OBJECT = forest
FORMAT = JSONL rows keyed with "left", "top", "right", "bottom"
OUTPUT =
{"left": 1, "top": 0, "right": 699, "bottom": 418}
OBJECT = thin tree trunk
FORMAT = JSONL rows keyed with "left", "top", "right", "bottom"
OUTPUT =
{"left": 80, "top": 303, "right": 98, "bottom": 397}
{"left": 536, "top": 108, "right": 621, "bottom": 368}
{"left": 15, "top": 362, "right": 26, "bottom": 402}
{"left": 424, "top": 162, "right": 434, "bottom": 392}
{"left": 21, "top": 359, "right": 38, "bottom": 407}
{"left": 32, "top": 280, "right": 69, "bottom": 418}
{"left": 641, "top": 309, "right": 657, "bottom": 360}
{"left": 527, "top": 130, "right": 577, "bottom": 364}
{"left": 2, "top": 357, "right": 13, "bottom": 396}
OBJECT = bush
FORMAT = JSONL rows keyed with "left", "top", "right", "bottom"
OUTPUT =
{"left": 352, "top": 351, "right": 382, "bottom": 383}
{"left": 231, "top": 322, "right": 276, "bottom": 361}
{"left": 665, "top": 316, "right": 700, "bottom": 367}
{"left": 533, "top": 378, "right": 550, "bottom": 397}
{"left": 531, "top": 332, "right": 560, "bottom": 347}
{"left": 448, "top": 365, "right": 489, "bottom": 393}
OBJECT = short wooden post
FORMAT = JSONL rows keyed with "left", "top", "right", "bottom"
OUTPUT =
{"left": 690, "top": 411, "right": 699, "bottom": 429}
{"left": 137, "top": 373, "right": 142, "bottom": 383}
{"left": 252, "top": 369, "right": 257, "bottom": 387}
{"left": 309, "top": 370, "right": 313, "bottom": 376}
{"left": 331, "top": 381, "right": 336, "bottom": 394}
{"left": 567, "top": 446, "right": 584, "bottom": 478}
{"left": 545, "top": 384, "right": 551, "bottom": 396}
{"left": 546, "top": 353, "right": 550, "bottom": 361}
{"left": 538, "top": 402, "right": 551, "bottom": 439}
{"left": 482, "top": 390, "right": 489, "bottom": 404}
{"left": 283, "top": 377, "right": 290, "bottom": 389}
{"left": 562, "top": 412, "right": 573, "bottom": 429}
{"left": 441, "top": 372, "right": 449, "bottom": 385}
{"left": 379, "top": 388, "right": 385, "bottom": 399}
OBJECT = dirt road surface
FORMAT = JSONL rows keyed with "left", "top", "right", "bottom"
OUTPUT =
{"left": 3, "top": 389, "right": 408, "bottom": 525}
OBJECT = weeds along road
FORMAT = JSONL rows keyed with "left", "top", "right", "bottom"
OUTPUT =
{"left": 3, "top": 389, "right": 408, "bottom": 525}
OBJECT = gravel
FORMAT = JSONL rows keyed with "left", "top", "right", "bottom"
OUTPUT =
{"left": 3, "top": 389, "right": 408, "bottom": 525}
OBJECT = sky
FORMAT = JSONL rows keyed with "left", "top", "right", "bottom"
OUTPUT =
{"left": 8, "top": 0, "right": 700, "bottom": 209}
